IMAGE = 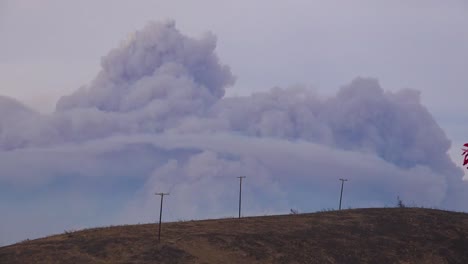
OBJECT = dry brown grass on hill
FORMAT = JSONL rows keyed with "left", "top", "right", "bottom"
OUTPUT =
{"left": 1, "top": 208, "right": 468, "bottom": 264}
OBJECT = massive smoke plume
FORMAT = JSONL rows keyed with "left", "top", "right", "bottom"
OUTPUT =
{"left": 0, "top": 21, "right": 466, "bottom": 246}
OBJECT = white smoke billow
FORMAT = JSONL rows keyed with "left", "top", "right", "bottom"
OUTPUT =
{"left": 0, "top": 21, "right": 466, "bottom": 245}
{"left": 58, "top": 21, "right": 234, "bottom": 112}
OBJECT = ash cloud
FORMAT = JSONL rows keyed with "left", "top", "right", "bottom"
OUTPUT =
{"left": 57, "top": 20, "right": 234, "bottom": 117}
{"left": 0, "top": 21, "right": 466, "bottom": 245}
{"left": 212, "top": 78, "right": 454, "bottom": 175}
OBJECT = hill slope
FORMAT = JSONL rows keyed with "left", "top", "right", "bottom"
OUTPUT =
{"left": 1, "top": 208, "right": 468, "bottom": 264}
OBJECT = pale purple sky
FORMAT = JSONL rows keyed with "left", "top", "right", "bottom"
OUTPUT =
{"left": 2, "top": 0, "right": 467, "bottom": 167}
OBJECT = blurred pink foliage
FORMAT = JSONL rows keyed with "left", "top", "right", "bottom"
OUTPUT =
{"left": 462, "top": 143, "right": 468, "bottom": 168}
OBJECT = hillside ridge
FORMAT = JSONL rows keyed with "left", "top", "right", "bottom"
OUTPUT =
{"left": 1, "top": 208, "right": 468, "bottom": 264}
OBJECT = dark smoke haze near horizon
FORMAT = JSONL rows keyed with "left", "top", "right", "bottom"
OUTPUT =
{"left": 0, "top": 21, "right": 466, "bottom": 246}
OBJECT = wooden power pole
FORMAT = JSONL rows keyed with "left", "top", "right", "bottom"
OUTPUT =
{"left": 338, "top": 179, "right": 348, "bottom": 210}
{"left": 237, "top": 176, "right": 246, "bottom": 219}
{"left": 155, "top": 192, "right": 169, "bottom": 242}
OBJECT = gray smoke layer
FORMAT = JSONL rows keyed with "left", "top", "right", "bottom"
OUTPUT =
{"left": 0, "top": 21, "right": 466, "bottom": 245}
{"left": 57, "top": 21, "right": 234, "bottom": 113}
{"left": 213, "top": 79, "right": 454, "bottom": 174}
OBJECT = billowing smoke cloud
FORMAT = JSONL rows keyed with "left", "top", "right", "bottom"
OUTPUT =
{"left": 0, "top": 21, "right": 466, "bottom": 246}
{"left": 55, "top": 21, "right": 235, "bottom": 138}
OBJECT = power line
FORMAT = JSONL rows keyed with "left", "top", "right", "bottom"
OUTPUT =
{"left": 155, "top": 192, "right": 169, "bottom": 242}
{"left": 237, "top": 176, "right": 246, "bottom": 219}
{"left": 338, "top": 179, "right": 348, "bottom": 210}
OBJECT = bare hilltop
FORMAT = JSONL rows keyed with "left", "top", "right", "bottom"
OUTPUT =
{"left": 1, "top": 208, "right": 467, "bottom": 264}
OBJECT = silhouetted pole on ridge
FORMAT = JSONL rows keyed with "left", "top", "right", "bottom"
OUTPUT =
{"left": 338, "top": 178, "right": 348, "bottom": 210}
{"left": 155, "top": 192, "right": 169, "bottom": 242}
{"left": 237, "top": 176, "right": 246, "bottom": 218}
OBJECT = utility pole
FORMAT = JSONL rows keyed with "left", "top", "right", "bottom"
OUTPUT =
{"left": 155, "top": 192, "right": 169, "bottom": 242}
{"left": 237, "top": 176, "right": 246, "bottom": 218}
{"left": 338, "top": 179, "right": 348, "bottom": 210}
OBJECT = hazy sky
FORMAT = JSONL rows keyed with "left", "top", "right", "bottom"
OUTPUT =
{"left": 1, "top": 0, "right": 467, "bottom": 245}
{"left": 2, "top": 0, "right": 467, "bottom": 163}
